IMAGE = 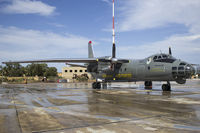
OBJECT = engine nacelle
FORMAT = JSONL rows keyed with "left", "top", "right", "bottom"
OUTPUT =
{"left": 111, "top": 58, "right": 118, "bottom": 63}
{"left": 101, "top": 66, "right": 111, "bottom": 72}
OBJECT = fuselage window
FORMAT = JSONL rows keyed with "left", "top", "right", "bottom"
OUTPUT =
{"left": 85, "top": 70, "right": 87, "bottom": 72}
{"left": 172, "top": 67, "right": 177, "bottom": 70}
{"left": 158, "top": 56, "right": 162, "bottom": 59}
{"left": 70, "top": 70, "right": 73, "bottom": 72}
{"left": 180, "top": 62, "right": 186, "bottom": 65}
{"left": 162, "top": 55, "right": 167, "bottom": 59}
{"left": 75, "top": 70, "right": 77, "bottom": 72}
{"left": 153, "top": 56, "right": 157, "bottom": 60}
{"left": 80, "top": 70, "right": 83, "bottom": 72}
{"left": 124, "top": 68, "right": 127, "bottom": 71}
{"left": 178, "top": 67, "right": 184, "bottom": 70}
{"left": 65, "top": 70, "right": 68, "bottom": 72}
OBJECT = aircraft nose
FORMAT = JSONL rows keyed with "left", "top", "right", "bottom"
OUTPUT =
{"left": 185, "top": 64, "right": 195, "bottom": 78}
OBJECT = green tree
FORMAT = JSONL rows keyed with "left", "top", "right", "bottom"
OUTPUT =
{"left": 44, "top": 67, "right": 57, "bottom": 77}
{"left": 25, "top": 63, "right": 48, "bottom": 76}
{"left": 0, "top": 63, "right": 58, "bottom": 77}
{"left": 2, "top": 63, "right": 25, "bottom": 77}
{"left": 0, "top": 65, "right": 2, "bottom": 76}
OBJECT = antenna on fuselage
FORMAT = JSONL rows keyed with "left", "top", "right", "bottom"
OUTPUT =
{"left": 169, "top": 47, "right": 172, "bottom": 55}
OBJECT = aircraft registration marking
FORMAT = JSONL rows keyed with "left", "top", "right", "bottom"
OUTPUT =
{"left": 102, "top": 74, "right": 132, "bottom": 78}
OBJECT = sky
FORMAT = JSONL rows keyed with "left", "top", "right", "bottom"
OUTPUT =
{"left": 0, "top": 0, "right": 200, "bottom": 72}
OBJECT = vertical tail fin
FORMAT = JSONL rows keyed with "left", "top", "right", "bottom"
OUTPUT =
{"left": 88, "top": 41, "right": 94, "bottom": 58}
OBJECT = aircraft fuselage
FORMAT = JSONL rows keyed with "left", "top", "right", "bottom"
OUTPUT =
{"left": 91, "top": 54, "right": 195, "bottom": 84}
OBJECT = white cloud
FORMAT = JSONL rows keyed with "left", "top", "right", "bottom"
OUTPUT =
{"left": 48, "top": 22, "right": 65, "bottom": 28}
{"left": 0, "top": 26, "right": 91, "bottom": 62}
{"left": 1, "top": 0, "right": 56, "bottom": 16}
{"left": 112, "top": 0, "right": 200, "bottom": 64}
{"left": 118, "top": 33, "right": 200, "bottom": 63}
{"left": 102, "top": 0, "right": 111, "bottom": 5}
{"left": 98, "top": 38, "right": 112, "bottom": 43}
{"left": 118, "top": 0, "right": 200, "bottom": 33}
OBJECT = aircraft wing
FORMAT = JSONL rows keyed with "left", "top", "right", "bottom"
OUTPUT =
{"left": 2, "top": 58, "right": 98, "bottom": 64}
{"left": 98, "top": 58, "right": 129, "bottom": 63}
{"left": 2, "top": 57, "right": 130, "bottom": 65}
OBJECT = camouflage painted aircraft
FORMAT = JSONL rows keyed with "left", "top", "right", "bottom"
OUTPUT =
{"left": 2, "top": 41, "right": 195, "bottom": 91}
{"left": 2, "top": 0, "right": 195, "bottom": 91}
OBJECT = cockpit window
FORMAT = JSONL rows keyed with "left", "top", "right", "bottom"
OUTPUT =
{"left": 153, "top": 56, "right": 157, "bottom": 60}
{"left": 180, "top": 62, "right": 186, "bottom": 65}
{"left": 153, "top": 54, "right": 176, "bottom": 63}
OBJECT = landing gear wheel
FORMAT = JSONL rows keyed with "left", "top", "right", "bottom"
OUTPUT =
{"left": 92, "top": 82, "right": 97, "bottom": 89}
{"left": 96, "top": 82, "right": 101, "bottom": 89}
{"left": 92, "top": 82, "right": 101, "bottom": 89}
{"left": 144, "top": 81, "right": 152, "bottom": 89}
{"left": 145, "top": 81, "right": 152, "bottom": 86}
{"left": 162, "top": 84, "right": 171, "bottom": 91}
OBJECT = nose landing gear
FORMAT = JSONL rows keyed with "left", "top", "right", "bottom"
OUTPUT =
{"left": 144, "top": 81, "right": 152, "bottom": 89}
{"left": 162, "top": 81, "right": 171, "bottom": 91}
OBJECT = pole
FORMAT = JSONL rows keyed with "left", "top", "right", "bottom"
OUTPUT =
{"left": 112, "top": 0, "right": 116, "bottom": 58}
{"left": 112, "top": 0, "right": 115, "bottom": 45}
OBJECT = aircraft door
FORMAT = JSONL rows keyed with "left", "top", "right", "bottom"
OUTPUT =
{"left": 146, "top": 56, "right": 166, "bottom": 78}
{"left": 136, "top": 64, "right": 145, "bottom": 80}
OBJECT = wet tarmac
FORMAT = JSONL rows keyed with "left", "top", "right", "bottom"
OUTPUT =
{"left": 0, "top": 80, "right": 200, "bottom": 133}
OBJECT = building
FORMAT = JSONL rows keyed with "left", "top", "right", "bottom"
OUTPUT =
{"left": 57, "top": 72, "right": 62, "bottom": 77}
{"left": 62, "top": 66, "right": 92, "bottom": 81}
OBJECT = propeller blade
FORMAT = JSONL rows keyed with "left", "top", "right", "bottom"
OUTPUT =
{"left": 112, "top": 43, "right": 116, "bottom": 58}
{"left": 169, "top": 47, "right": 172, "bottom": 55}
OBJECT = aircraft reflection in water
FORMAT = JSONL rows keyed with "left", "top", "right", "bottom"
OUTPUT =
{"left": 2, "top": 0, "right": 195, "bottom": 91}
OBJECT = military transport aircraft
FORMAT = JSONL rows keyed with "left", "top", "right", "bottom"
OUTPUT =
{"left": 2, "top": 0, "right": 195, "bottom": 91}
{"left": 2, "top": 41, "right": 195, "bottom": 91}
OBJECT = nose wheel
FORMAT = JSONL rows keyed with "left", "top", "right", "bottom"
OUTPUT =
{"left": 144, "top": 81, "right": 152, "bottom": 89}
{"left": 162, "top": 81, "right": 171, "bottom": 91}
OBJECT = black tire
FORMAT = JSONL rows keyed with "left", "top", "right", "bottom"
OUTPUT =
{"left": 162, "top": 84, "right": 171, "bottom": 91}
{"left": 92, "top": 82, "right": 97, "bottom": 89}
{"left": 96, "top": 82, "right": 101, "bottom": 89}
{"left": 145, "top": 81, "right": 152, "bottom": 87}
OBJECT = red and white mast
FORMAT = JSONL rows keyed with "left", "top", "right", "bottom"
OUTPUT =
{"left": 112, "top": 0, "right": 115, "bottom": 44}
{"left": 112, "top": 0, "right": 116, "bottom": 58}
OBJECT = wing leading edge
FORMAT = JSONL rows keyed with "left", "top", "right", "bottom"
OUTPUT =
{"left": 2, "top": 58, "right": 98, "bottom": 64}
{"left": 2, "top": 58, "right": 130, "bottom": 65}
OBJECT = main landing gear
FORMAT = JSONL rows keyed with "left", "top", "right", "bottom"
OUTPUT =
{"left": 92, "top": 82, "right": 101, "bottom": 89}
{"left": 162, "top": 81, "right": 171, "bottom": 91}
{"left": 92, "top": 82, "right": 108, "bottom": 89}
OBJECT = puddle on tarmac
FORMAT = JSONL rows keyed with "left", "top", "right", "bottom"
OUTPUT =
{"left": 1, "top": 81, "right": 200, "bottom": 133}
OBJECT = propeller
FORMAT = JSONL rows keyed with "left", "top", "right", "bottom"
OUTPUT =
{"left": 169, "top": 47, "right": 172, "bottom": 55}
{"left": 112, "top": 43, "right": 116, "bottom": 58}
